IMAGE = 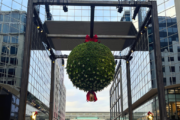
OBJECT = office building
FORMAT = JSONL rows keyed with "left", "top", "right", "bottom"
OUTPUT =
{"left": 0, "top": 1, "right": 64, "bottom": 120}
{"left": 54, "top": 51, "right": 66, "bottom": 120}
{"left": 65, "top": 112, "right": 110, "bottom": 120}
{"left": 110, "top": 0, "right": 180, "bottom": 120}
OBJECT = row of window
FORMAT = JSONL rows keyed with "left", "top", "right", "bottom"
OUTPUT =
{"left": 0, "top": 57, "right": 18, "bottom": 65}
{"left": 1, "top": 46, "right": 18, "bottom": 55}
{"left": 163, "top": 77, "right": 176, "bottom": 85}
{"left": 162, "top": 56, "right": 180, "bottom": 62}
{"left": 0, "top": 68, "right": 15, "bottom": 77}
{"left": 2, "top": 35, "right": 19, "bottom": 44}
{"left": 162, "top": 66, "right": 180, "bottom": 72}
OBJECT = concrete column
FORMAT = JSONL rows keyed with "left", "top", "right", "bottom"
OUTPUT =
{"left": 174, "top": 0, "right": 180, "bottom": 45}
{"left": 151, "top": 1, "right": 167, "bottom": 120}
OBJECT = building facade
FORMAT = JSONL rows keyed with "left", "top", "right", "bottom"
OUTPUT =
{"left": 110, "top": 0, "right": 180, "bottom": 120}
{"left": 65, "top": 112, "right": 110, "bottom": 120}
{"left": 54, "top": 51, "right": 66, "bottom": 120}
{"left": 0, "top": 10, "right": 26, "bottom": 120}
{"left": 0, "top": 1, "right": 65, "bottom": 120}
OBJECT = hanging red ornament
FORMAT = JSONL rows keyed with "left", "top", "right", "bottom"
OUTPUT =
{"left": 86, "top": 91, "right": 97, "bottom": 102}
{"left": 85, "top": 35, "right": 98, "bottom": 43}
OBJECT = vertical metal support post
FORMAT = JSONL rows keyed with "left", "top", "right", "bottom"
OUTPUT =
{"left": 151, "top": 1, "right": 167, "bottom": 120}
{"left": 126, "top": 61, "right": 132, "bottom": 120}
{"left": 110, "top": 89, "right": 111, "bottom": 120}
{"left": 90, "top": 6, "right": 95, "bottom": 38}
{"left": 120, "top": 64, "right": 123, "bottom": 117}
{"left": 49, "top": 60, "right": 55, "bottom": 120}
{"left": 18, "top": 0, "right": 33, "bottom": 120}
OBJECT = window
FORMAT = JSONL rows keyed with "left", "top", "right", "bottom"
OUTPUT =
{"left": 169, "top": 46, "right": 173, "bottom": 52}
{"left": 11, "top": 13, "right": 20, "bottom": 22}
{"left": 0, "top": 24, "right": 2, "bottom": 33}
{"left": 10, "top": 46, "right": 18, "bottom": 55}
{"left": 0, "top": 14, "right": 3, "bottom": 21}
{"left": 168, "top": 57, "right": 174, "bottom": 61}
{"left": 169, "top": 66, "right": 175, "bottom": 72}
{"left": 178, "top": 47, "right": 180, "bottom": 52}
{"left": 3, "top": 23, "right": 9, "bottom": 33}
{"left": 1, "top": 57, "right": 9, "bottom": 64}
{"left": 170, "top": 77, "right": 176, "bottom": 84}
{"left": 1, "top": 46, "right": 9, "bottom": 54}
{"left": 162, "top": 57, "right": 164, "bottom": 62}
{"left": 10, "top": 24, "right": 19, "bottom": 33}
{"left": 178, "top": 57, "right": 180, "bottom": 61}
{"left": 0, "top": 69, "right": 6, "bottom": 77}
{"left": 162, "top": 66, "right": 165, "bottom": 72}
{"left": 3, "top": 36, "right": 10, "bottom": 43}
{"left": 10, "top": 58, "right": 18, "bottom": 65}
{"left": 163, "top": 78, "right": 166, "bottom": 86}
{"left": 11, "top": 36, "right": 18, "bottom": 43}
{"left": 8, "top": 69, "right": 15, "bottom": 77}
{"left": 4, "top": 14, "right": 10, "bottom": 22}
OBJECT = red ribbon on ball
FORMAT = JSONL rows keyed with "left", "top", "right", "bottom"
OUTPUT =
{"left": 86, "top": 91, "right": 97, "bottom": 102}
{"left": 85, "top": 35, "right": 98, "bottom": 43}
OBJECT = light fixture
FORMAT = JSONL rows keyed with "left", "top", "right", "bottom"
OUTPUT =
{"left": 118, "top": 6, "right": 123, "bottom": 13}
{"left": 131, "top": 50, "right": 134, "bottom": 53}
{"left": 63, "top": 5, "right": 68, "bottom": 12}
{"left": 62, "top": 59, "right": 64, "bottom": 66}
{"left": 41, "top": 29, "right": 43, "bottom": 33}
{"left": 49, "top": 48, "right": 50, "bottom": 51}
{"left": 37, "top": 26, "right": 40, "bottom": 29}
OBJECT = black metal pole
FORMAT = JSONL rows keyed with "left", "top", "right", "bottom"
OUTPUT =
{"left": 49, "top": 60, "right": 55, "bottom": 120}
{"left": 90, "top": 6, "right": 95, "bottom": 38}
{"left": 18, "top": 0, "right": 33, "bottom": 119}
{"left": 126, "top": 61, "right": 132, "bottom": 120}
{"left": 151, "top": 1, "right": 167, "bottom": 120}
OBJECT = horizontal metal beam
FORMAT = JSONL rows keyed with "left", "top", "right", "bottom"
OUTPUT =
{"left": 33, "top": 0, "right": 152, "bottom": 7}
{"left": 47, "top": 34, "right": 136, "bottom": 39}
{"left": 55, "top": 55, "right": 68, "bottom": 59}
{"left": 55, "top": 55, "right": 129, "bottom": 59}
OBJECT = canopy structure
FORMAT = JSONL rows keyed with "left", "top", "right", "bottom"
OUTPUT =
{"left": 44, "top": 21, "right": 137, "bottom": 51}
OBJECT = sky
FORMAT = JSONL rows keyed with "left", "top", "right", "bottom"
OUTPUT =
{"left": 62, "top": 51, "right": 112, "bottom": 112}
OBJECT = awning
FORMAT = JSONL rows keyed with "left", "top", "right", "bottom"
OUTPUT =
{"left": 44, "top": 21, "right": 137, "bottom": 51}
{"left": 0, "top": 83, "right": 20, "bottom": 96}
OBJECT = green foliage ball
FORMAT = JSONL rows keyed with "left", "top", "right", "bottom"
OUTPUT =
{"left": 66, "top": 42, "right": 115, "bottom": 92}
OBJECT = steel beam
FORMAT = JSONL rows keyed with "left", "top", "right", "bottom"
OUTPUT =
{"left": 126, "top": 9, "right": 151, "bottom": 59}
{"left": 151, "top": 1, "right": 167, "bottom": 120}
{"left": 126, "top": 61, "right": 132, "bottom": 120}
{"left": 55, "top": 55, "right": 129, "bottom": 60}
{"left": 47, "top": 34, "right": 136, "bottom": 39}
{"left": 49, "top": 61, "right": 55, "bottom": 120}
{"left": 33, "top": 0, "right": 152, "bottom": 7}
{"left": 18, "top": 0, "right": 34, "bottom": 120}
{"left": 90, "top": 6, "right": 95, "bottom": 38}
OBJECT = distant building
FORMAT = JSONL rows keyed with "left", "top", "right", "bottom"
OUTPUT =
{"left": 55, "top": 51, "right": 66, "bottom": 120}
{"left": 65, "top": 112, "right": 110, "bottom": 120}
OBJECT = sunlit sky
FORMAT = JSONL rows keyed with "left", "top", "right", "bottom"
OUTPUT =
{"left": 62, "top": 51, "right": 112, "bottom": 112}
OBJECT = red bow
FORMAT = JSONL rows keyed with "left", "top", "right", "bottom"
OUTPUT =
{"left": 85, "top": 35, "right": 98, "bottom": 43}
{"left": 86, "top": 91, "right": 97, "bottom": 102}
{"left": 34, "top": 111, "right": 38, "bottom": 116}
{"left": 147, "top": 111, "right": 153, "bottom": 115}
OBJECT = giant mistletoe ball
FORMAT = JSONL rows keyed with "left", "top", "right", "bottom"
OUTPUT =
{"left": 66, "top": 42, "right": 115, "bottom": 92}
